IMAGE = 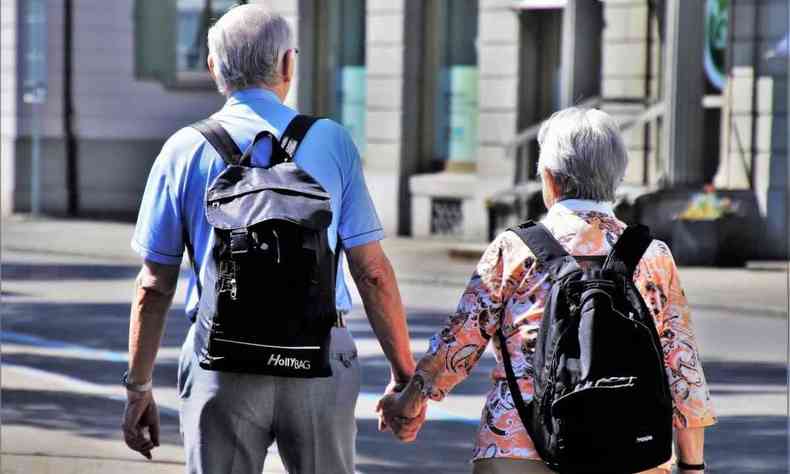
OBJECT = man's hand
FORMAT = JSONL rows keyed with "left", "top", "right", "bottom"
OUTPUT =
{"left": 376, "top": 378, "right": 407, "bottom": 432}
{"left": 122, "top": 389, "right": 160, "bottom": 459}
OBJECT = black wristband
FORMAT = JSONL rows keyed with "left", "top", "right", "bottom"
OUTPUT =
{"left": 677, "top": 461, "right": 706, "bottom": 471}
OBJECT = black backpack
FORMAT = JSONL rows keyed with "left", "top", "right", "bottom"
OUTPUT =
{"left": 186, "top": 115, "right": 338, "bottom": 378}
{"left": 498, "top": 221, "right": 673, "bottom": 473}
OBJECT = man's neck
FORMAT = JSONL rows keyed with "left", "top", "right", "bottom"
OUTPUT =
{"left": 227, "top": 84, "right": 286, "bottom": 103}
{"left": 268, "top": 85, "right": 287, "bottom": 103}
{"left": 266, "top": 83, "right": 289, "bottom": 102}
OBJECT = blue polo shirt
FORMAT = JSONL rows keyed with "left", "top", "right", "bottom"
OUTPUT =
{"left": 132, "top": 88, "right": 384, "bottom": 319}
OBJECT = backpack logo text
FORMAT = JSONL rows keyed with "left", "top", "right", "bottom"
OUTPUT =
{"left": 268, "top": 353, "right": 311, "bottom": 370}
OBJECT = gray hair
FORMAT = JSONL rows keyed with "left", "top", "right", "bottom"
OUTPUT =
{"left": 537, "top": 107, "right": 628, "bottom": 202}
{"left": 207, "top": 4, "right": 294, "bottom": 95}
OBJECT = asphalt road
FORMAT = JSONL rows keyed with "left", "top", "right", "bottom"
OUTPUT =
{"left": 1, "top": 249, "right": 787, "bottom": 473}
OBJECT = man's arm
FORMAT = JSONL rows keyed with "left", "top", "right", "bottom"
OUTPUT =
{"left": 122, "top": 260, "right": 180, "bottom": 459}
{"left": 346, "top": 241, "right": 415, "bottom": 385}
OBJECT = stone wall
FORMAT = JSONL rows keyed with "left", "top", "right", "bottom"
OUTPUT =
{"left": 363, "top": 0, "right": 405, "bottom": 236}
{"left": 717, "top": 0, "right": 788, "bottom": 258}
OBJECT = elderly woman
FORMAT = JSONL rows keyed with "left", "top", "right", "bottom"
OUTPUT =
{"left": 379, "top": 107, "right": 716, "bottom": 473}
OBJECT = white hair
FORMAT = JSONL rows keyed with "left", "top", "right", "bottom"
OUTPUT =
{"left": 537, "top": 107, "right": 628, "bottom": 202}
{"left": 207, "top": 4, "right": 293, "bottom": 95}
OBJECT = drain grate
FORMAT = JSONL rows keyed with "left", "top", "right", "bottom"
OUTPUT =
{"left": 430, "top": 198, "right": 463, "bottom": 236}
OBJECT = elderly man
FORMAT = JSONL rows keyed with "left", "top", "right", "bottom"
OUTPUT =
{"left": 122, "top": 5, "right": 419, "bottom": 473}
{"left": 381, "top": 107, "right": 716, "bottom": 474}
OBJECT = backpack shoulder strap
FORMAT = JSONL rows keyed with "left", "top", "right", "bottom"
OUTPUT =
{"left": 508, "top": 221, "right": 570, "bottom": 261}
{"left": 508, "top": 221, "right": 579, "bottom": 279}
{"left": 603, "top": 224, "right": 653, "bottom": 278}
{"left": 279, "top": 114, "right": 320, "bottom": 161}
{"left": 191, "top": 119, "right": 243, "bottom": 166}
{"left": 496, "top": 328, "right": 537, "bottom": 443}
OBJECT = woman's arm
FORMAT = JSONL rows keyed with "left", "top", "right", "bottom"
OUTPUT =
{"left": 379, "top": 233, "right": 533, "bottom": 437}
{"left": 636, "top": 242, "right": 715, "bottom": 470}
{"left": 676, "top": 427, "right": 706, "bottom": 472}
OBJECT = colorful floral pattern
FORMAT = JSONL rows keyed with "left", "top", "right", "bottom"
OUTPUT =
{"left": 415, "top": 200, "right": 716, "bottom": 463}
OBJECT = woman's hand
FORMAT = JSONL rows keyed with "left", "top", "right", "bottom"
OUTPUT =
{"left": 376, "top": 376, "right": 428, "bottom": 442}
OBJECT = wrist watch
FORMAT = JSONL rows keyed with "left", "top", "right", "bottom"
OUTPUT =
{"left": 122, "top": 369, "right": 153, "bottom": 392}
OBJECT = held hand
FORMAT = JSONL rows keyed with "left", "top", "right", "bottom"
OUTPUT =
{"left": 376, "top": 378, "right": 408, "bottom": 432}
{"left": 122, "top": 389, "right": 160, "bottom": 459}
{"left": 376, "top": 385, "right": 427, "bottom": 442}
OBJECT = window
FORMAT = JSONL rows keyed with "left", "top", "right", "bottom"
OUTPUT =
{"left": 299, "top": 0, "right": 367, "bottom": 152}
{"left": 421, "top": 0, "right": 479, "bottom": 173}
{"left": 134, "top": 0, "right": 244, "bottom": 88}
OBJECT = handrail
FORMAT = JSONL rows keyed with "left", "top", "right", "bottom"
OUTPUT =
{"left": 617, "top": 101, "right": 664, "bottom": 133}
{"left": 505, "top": 96, "right": 603, "bottom": 159}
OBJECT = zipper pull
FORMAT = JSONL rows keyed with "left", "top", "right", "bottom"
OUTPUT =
{"left": 230, "top": 278, "right": 238, "bottom": 300}
{"left": 272, "top": 229, "right": 281, "bottom": 264}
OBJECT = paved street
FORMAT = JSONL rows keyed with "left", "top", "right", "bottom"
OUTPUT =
{"left": 1, "top": 218, "right": 788, "bottom": 473}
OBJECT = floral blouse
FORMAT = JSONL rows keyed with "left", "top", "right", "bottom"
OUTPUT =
{"left": 416, "top": 199, "right": 717, "bottom": 463}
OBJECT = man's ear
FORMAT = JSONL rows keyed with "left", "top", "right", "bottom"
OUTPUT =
{"left": 282, "top": 50, "right": 295, "bottom": 84}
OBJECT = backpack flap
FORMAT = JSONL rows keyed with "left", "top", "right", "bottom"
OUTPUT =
{"left": 206, "top": 163, "right": 332, "bottom": 231}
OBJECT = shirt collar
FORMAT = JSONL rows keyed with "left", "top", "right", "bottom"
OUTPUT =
{"left": 226, "top": 87, "right": 282, "bottom": 106}
{"left": 548, "top": 199, "right": 615, "bottom": 218}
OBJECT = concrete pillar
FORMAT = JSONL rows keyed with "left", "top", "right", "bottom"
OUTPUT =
{"left": 661, "top": 0, "right": 706, "bottom": 186}
{"left": 364, "top": 0, "right": 405, "bottom": 235}
{"left": 477, "top": 0, "right": 520, "bottom": 184}
{"left": 1, "top": 0, "right": 18, "bottom": 216}
{"left": 560, "top": 0, "right": 602, "bottom": 108}
{"left": 263, "top": 0, "right": 298, "bottom": 109}
{"left": 716, "top": 0, "right": 788, "bottom": 258}
{"left": 474, "top": 0, "right": 523, "bottom": 239}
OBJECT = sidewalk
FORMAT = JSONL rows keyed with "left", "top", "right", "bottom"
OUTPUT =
{"left": 1, "top": 215, "right": 787, "bottom": 474}
{"left": 2, "top": 215, "right": 787, "bottom": 317}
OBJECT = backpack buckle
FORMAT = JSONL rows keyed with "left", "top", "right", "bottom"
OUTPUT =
{"left": 230, "top": 229, "right": 250, "bottom": 257}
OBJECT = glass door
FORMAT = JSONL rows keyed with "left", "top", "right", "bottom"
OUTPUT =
{"left": 422, "top": 0, "right": 480, "bottom": 173}
{"left": 302, "top": 0, "right": 367, "bottom": 152}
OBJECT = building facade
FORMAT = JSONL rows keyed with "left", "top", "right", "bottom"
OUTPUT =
{"left": 1, "top": 0, "right": 787, "bottom": 257}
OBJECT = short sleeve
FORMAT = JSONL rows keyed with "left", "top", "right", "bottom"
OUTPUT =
{"left": 131, "top": 143, "right": 186, "bottom": 266}
{"left": 336, "top": 129, "right": 384, "bottom": 249}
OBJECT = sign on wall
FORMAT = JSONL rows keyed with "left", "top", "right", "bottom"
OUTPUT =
{"left": 704, "top": 0, "right": 729, "bottom": 91}
{"left": 23, "top": 0, "right": 47, "bottom": 104}
{"left": 447, "top": 66, "right": 479, "bottom": 166}
{"left": 340, "top": 66, "right": 367, "bottom": 155}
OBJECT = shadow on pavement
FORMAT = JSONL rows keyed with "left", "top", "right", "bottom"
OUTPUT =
{"left": 2, "top": 302, "right": 192, "bottom": 351}
{"left": 2, "top": 352, "right": 179, "bottom": 390}
{"left": 356, "top": 419, "right": 477, "bottom": 474}
{"left": 3, "top": 298, "right": 787, "bottom": 473}
{"left": 1, "top": 389, "right": 182, "bottom": 446}
{"left": 706, "top": 415, "right": 788, "bottom": 473}
{"left": 703, "top": 360, "right": 787, "bottom": 388}
{"left": 1, "top": 262, "right": 142, "bottom": 281}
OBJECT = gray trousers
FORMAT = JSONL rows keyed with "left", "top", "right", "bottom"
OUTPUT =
{"left": 178, "top": 324, "right": 361, "bottom": 474}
